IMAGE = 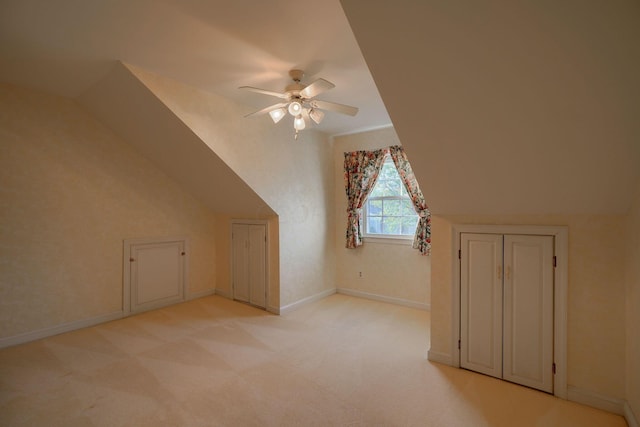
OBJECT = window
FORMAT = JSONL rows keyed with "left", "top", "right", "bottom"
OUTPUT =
{"left": 364, "top": 155, "right": 418, "bottom": 239}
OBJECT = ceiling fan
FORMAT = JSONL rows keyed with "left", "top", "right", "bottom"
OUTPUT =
{"left": 240, "top": 69, "right": 359, "bottom": 139}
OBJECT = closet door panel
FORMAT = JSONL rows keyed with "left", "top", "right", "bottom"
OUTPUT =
{"left": 503, "top": 235, "right": 554, "bottom": 393}
{"left": 232, "top": 224, "right": 250, "bottom": 303}
{"left": 460, "top": 233, "right": 503, "bottom": 379}
{"left": 248, "top": 224, "right": 266, "bottom": 308}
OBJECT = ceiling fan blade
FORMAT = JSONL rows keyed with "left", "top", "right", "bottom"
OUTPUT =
{"left": 239, "top": 86, "right": 288, "bottom": 99}
{"left": 244, "top": 102, "right": 289, "bottom": 118}
{"left": 300, "top": 78, "right": 335, "bottom": 99}
{"left": 310, "top": 100, "right": 359, "bottom": 116}
{"left": 309, "top": 108, "right": 325, "bottom": 124}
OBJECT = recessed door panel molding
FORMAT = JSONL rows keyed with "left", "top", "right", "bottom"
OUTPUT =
{"left": 503, "top": 234, "right": 554, "bottom": 393}
{"left": 231, "top": 220, "right": 268, "bottom": 309}
{"left": 248, "top": 224, "right": 267, "bottom": 308}
{"left": 232, "top": 224, "right": 250, "bottom": 303}
{"left": 123, "top": 237, "right": 188, "bottom": 315}
{"left": 460, "top": 233, "right": 503, "bottom": 378}
{"left": 451, "top": 224, "right": 568, "bottom": 399}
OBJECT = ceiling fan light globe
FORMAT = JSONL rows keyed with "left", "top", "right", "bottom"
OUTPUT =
{"left": 269, "top": 108, "right": 286, "bottom": 123}
{"left": 309, "top": 109, "right": 325, "bottom": 124}
{"left": 288, "top": 101, "right": 302, "bottom": 116}
{"left": 294, "top": 115, "right": 306, "bottom": 130}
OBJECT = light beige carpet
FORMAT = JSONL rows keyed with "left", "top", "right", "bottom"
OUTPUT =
{"left": 0, "top": 294, "right": 627, "bottom": 426}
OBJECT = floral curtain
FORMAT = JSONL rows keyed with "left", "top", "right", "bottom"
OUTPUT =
{"left": 389, "top": 145, "right": 431, "bottom": 255}
{"left": 343, "top": 148, "right": 388, "bottom": 248}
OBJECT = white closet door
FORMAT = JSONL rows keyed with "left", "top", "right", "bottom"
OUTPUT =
{"left": 460, "top": 233, "right": 504, "bottom": 379}
{"left": 232, "top": 223, "right": 267, "bottom": 309}
{"left": 503, "top": 235, "right": 554, "bottom": 393}
{"left": 248, "top": 224, "right": 266, "bottom": 308}
{"left": 232, "top": 224, "right": 250, "bottom": 303}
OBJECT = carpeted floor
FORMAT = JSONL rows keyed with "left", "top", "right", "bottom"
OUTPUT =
{"left": 0, "top": 294, "right": 627, "bottom": 426}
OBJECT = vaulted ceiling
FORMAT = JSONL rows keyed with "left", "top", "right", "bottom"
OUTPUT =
{"left": 1, "top": 0, "right": 638, "bottom": 215}
{"left": 342, "top": 0, "right": 640, "bottom": 214}
{"left": 0, "top": 0, "right": 389, "bottom": 136}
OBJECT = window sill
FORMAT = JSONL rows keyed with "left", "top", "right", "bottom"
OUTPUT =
{"left": 363, "top": 236, "right": 413, "bottom": 246}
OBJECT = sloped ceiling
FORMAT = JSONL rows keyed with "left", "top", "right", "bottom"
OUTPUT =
{"left": 2, "top": 0, "right": 638, "bottom": 216}
{"left": 0, "top": 0, "right": 389, "bottom": 136}
{"left": 341, "top": 0, "right": 640, "bottom": 215}
{"left": 78, "top": 62, "right": 275, "bottom": 217}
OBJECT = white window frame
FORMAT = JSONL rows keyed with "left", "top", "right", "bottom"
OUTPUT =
{"left": 363, "top": 155, "right": 418, "bottom": 245}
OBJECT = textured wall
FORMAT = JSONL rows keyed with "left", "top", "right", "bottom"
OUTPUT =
{"left": 128, "top": 65, "right": 335, "bottom": 308}
{"left": 430, "top": 214, "right": 626, "bottom": 400}
{"left": 626, "top": 182, "right": 640, "bottom": 419}
{"left": 429, "top": 215, "right": 453, "bottom": 355}
{"left": 0, "top": 83, "right": 218, "bottom": 339}
{"left": 333, "top": 128, "right": 430, "bottom": 306}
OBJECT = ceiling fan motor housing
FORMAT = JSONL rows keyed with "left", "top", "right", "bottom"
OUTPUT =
{"left": 285, "top": 83, "right": 305, "bottom": 98}
{"left": 286, "top": 69, "right": 306, "bottom": 99}
{"left": 289, "top": 69, "right": 304, "bottom": 82}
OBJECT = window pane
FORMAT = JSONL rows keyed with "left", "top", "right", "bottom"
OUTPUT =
{"left": 383, "top": 199, "right": 402, "bottom": 216}
{"left": 367, "top": 217, "right": 382, "bottom": 234}
{"left": 401, "top": 216, "right": 418, "bottom": 235}
{"left": 370, "top": 182, "right": 385, "bottom": 198}
{"left": 386, "top": 179, "right": 401, "bottom": 195}
{"left": 368, "top": 199, "right": 382, "bottom": 216}
{"left": 363, "top": 156, "right": 422, "bottom": 238}
{"left": 383, "top": 217, "right": 401, "bottom": 234}
{"left": 401, "top": 199, "right": 415, "bottom": 215}
{"left": 380, "top": 161, "right": 397, "bottom": 180}
{"left": 399, "top": 182, "right": 408, "bottom": 196}
{"left": 374, "top": 180, "right": 394, "bottom": 197}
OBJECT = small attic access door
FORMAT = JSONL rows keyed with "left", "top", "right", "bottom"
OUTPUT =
{"left": 231, "top": 221, "right": 267, "bottom": 309}
{"left": 123, "top": 237, "right": 187, "bottom": 315}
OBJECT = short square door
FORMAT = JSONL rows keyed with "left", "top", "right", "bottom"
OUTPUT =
{"left": 129, "top": 239, "right": 186, "bottom": 314}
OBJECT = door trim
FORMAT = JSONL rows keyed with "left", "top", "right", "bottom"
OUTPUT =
{"left": 230, "top": 219, "right": 270, "bottom": 310}
{"left": 122, "top": 236, "right": 189, "bottom": 316}
{"left": 451, "top": 224, "right": 568, "bottom": 399}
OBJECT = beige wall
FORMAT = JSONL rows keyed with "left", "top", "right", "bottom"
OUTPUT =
{"left": 333, "top": 127, "right": 430, "bottom": 306}
{"left": 430, "top": 214, "right": 626, "bottom": 399}
{"left": 129, "top": 66, "right": 335, "bottom": 309}
{"left": 0, "top": 83, "right": 219, "bottom": 338}
{"left": 626, "top": 182, "right": 640, "bottom": 419}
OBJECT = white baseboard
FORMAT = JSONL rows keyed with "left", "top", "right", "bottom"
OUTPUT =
{"left": 625, "top": 401, "right": 639, "bottom": 427}
{"left": 279, "top": 288, "right": 336, "bottom": 315}
{"left": 427, "top": 349, "right": 453, "bottom": 366}
{"left": 567, "top": 386, "right": 625, "bottom": 415}
{"left": 214, "top": 288, "right": 232, "bottom": 299}
{"left": 0, "top": 311, "right": 123, "bottom": 349}
{"left": 336, "top": 288, "right": 430, "bottom": 311}
{"left": 187, "top": 288, "right": 216, "bottom": 300}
